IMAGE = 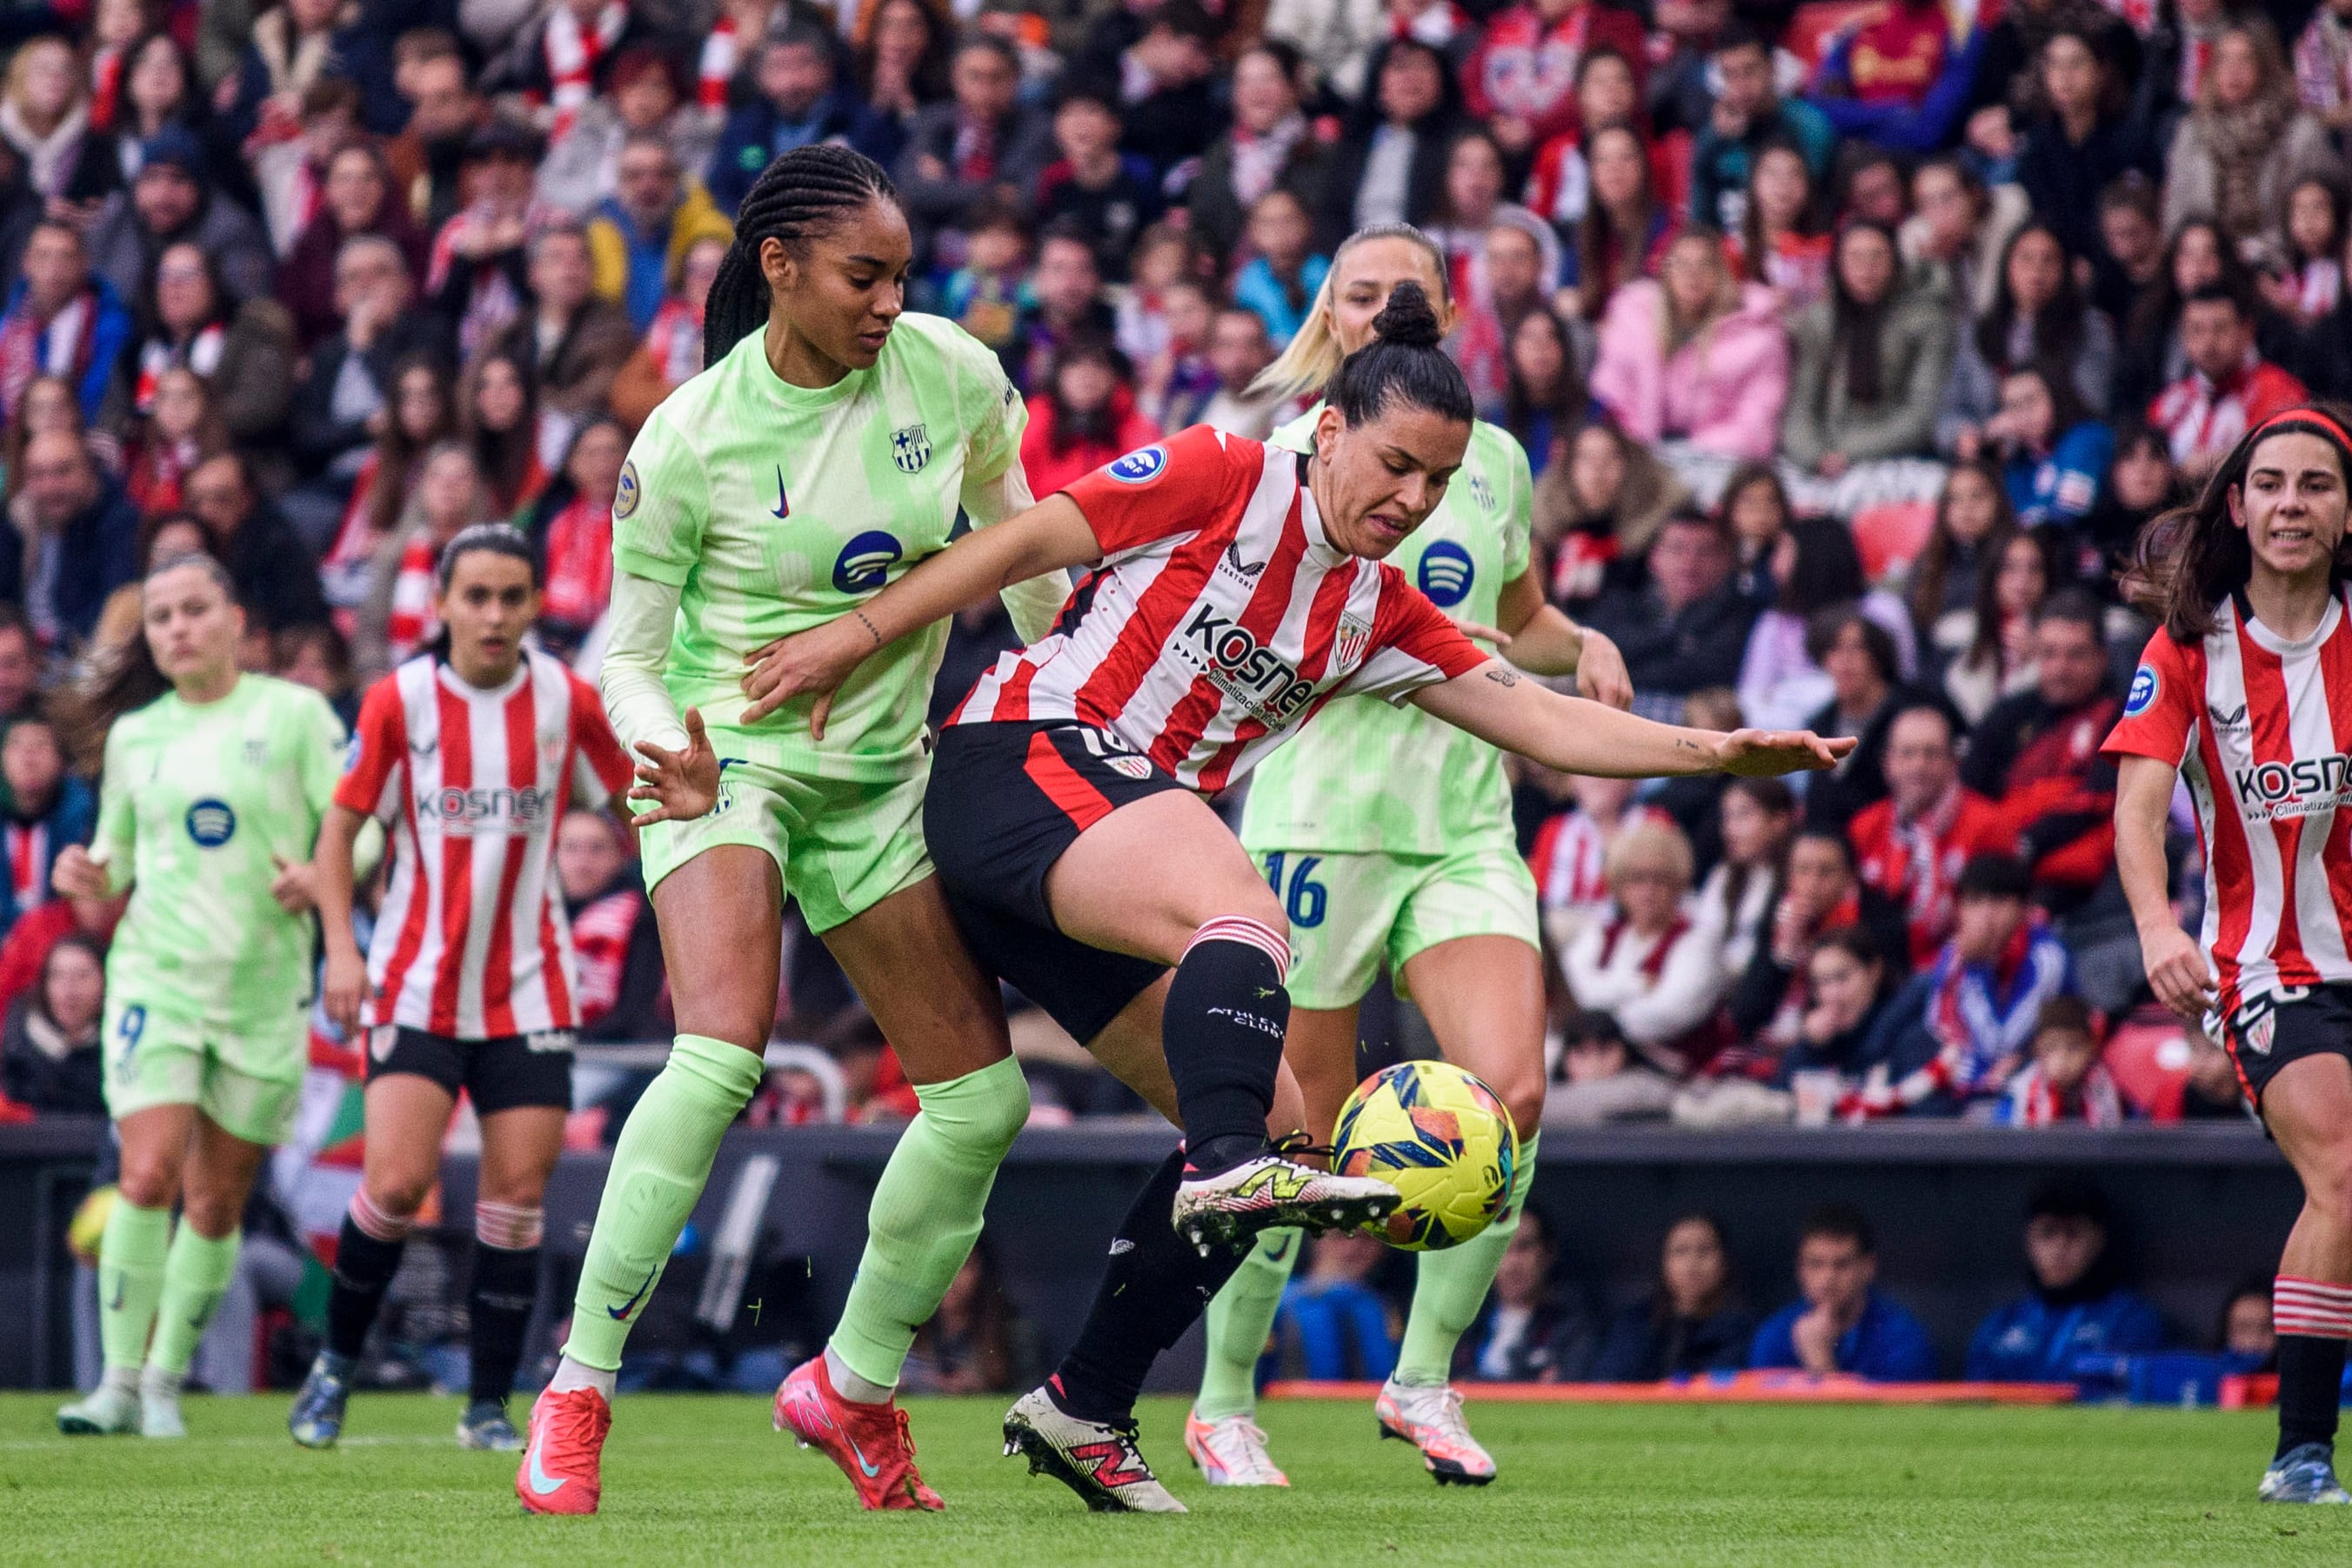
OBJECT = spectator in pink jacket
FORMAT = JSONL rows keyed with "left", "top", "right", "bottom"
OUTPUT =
{"left": 1589, "top": 228, "right": 1790, "bottom": 462}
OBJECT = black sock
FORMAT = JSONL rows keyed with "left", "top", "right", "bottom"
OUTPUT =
{"left": 469, "top": 1243, "right": 541, "bottom": 1407}
{"left": 1163, "top": 925, "right": 1290, "bottom": 1166}
{"left": 2277, "top": 1334, "right": 2348, "bottom": 1459}
{"left": 325, "top": 1215, "right": 407, "bottom": 1361}
{"left": 1052, "top": 1149, "right": 1253, "bottom": 1424}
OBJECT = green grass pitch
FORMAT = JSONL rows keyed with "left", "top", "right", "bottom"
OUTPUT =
{"left": 0, "top": 1392, "right": 2345, "bottom": 1566}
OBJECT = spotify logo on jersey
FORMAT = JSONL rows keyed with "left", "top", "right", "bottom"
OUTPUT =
{"left": 833, "top": 531, "right": 904, "bottom": 594}
{"left": 1417, "top": 541, "right": 1475, "bottom": 608}
{"left": 185, "top": 799, "right": 237, "bottom": 847}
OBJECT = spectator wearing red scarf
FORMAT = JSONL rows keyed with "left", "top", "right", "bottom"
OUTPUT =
{"left": 1849, "top": 705, "right": 2009, "bottom": 967}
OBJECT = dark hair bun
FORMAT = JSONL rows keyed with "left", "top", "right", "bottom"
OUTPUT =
{"left": 1371, "top": 281, "right": 1445, "bottom": 350}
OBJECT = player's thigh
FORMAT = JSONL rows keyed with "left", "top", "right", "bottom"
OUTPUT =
{"left": 2265, "top": 1049, "right": 2352, "bottom": 1206}
{"left": 476, "top": 1104, "right": 569, "bottom": 1208}
{"left": 1393, "top": 854, "right": 1547, "bottom": 1138}
{"left": 181, "top": 1110, "right": 272, "bottom": 1240}
{"left": 650, "top": 843, "right": 785, "bottom": 1051}
{"left": 820, "top": 877, "right": 1012, "bottom": 1085}
{"left": 1047, "top": 791, "right": 1286, "bottom": 965}
{"left": 357, "top": 1064, "right": 459, "bottom": 1217}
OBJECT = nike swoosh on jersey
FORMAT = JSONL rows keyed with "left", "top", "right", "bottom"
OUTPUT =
{"left": 772, "top": 468, "right": 790, "bottom": 521}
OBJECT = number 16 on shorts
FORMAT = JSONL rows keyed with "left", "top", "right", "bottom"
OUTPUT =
{"left": 1261, "top": 852, "right": 1326, "bottom": 929}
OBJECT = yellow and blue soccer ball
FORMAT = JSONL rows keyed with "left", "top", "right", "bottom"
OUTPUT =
{"left": 1333, "top": 1060, "right": 1517, "bottom": 1251}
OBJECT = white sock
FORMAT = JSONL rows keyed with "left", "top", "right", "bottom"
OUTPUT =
{"left": 548, "top": 1354, "right": 617, "bottom": 1400}
{"left": 100, "top": 1366, "right": 138, "bottom": 1398}
{"left": 825, "top": 1344, "right": 894, "bottom": 1405}
{"left": 140, "top": 1366, "right": 184, "bottom": 1399}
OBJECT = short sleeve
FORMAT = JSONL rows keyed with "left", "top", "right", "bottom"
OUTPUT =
{"left": 2101, "top": 631, "right": 2200, "bottom": 766}
{"left": 297, "top": 688, "right": 350, "bottom": 819}
{"left": 1060, "top": 424, "right": 1253, "bottom": 557}
{"left": 567, "top": 673, "right": 634, "bottom": 810}
{"left": 1498, "top": 430, "right": 1533, "bottom": 584}
{"left": 1343, "top": 569, "right": 1493, "bottom": 705}
{"left": 611, "top": 404, "right": 709, "bottom": 589}
{"left": 956, "top": 325, "right": 1030, "bottom": 510}
{"left": 334, "top": 676, "right": 409, "bottom": 821}
{"left": 90, "top": 720, "right": 137, "bottom": 890}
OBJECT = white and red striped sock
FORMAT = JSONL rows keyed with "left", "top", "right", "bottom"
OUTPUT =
{"left": 2274, "top": 1276, "right": 2352, "bottom": 1339}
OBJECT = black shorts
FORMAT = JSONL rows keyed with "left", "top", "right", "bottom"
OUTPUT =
{"left": 364, "top": 1025, "right": 576, "bottom": 1113}
{"left": 2222, "top": 984, "right": 2352, "bottom": 1109}
{"left": 925, "top": 720, "right": 1181, "bottom": 1045}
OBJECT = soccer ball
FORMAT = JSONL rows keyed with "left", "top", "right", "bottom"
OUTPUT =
{"left": 1332, "top": 1060, "right": 1517, "bottom": 1251}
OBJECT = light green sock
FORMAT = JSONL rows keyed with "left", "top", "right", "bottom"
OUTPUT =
{"left": 561, "top": 1034, "right": 765, "bottom": 1372}
{"left": 1394, "top": 1133, "right": 1540, "bottom": 1387}
{"left": 1196, "top": 1227, "right": 1301, "bottom": 1421}
{"left": 97, "top": 1198, "right": 171, "bottom": 1373}
{"left": 148, "top": 1224, "right": 240, "bottom": 1377}
{"left": 828, "top": 1055, "right": 1029, "bottom": 1390}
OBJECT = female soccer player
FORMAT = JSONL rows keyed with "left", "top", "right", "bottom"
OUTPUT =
{"left": 53, "top": 554, "right": 346, "bottom": 1439}
{"left": 517, "top": 146, "right": 1364, "bottom": 1518}
{"left": 286, "top": 526, "right": 631, "bottom": 1451}
{"left": 740, "top": 284, "right": 1848, "bottom": 1511}
{"left": 2109, "top": 404, "right": 2352, "bottom": 1505}
{"left": 1186, "top": 223, "right": 1631, "bottom": 1490}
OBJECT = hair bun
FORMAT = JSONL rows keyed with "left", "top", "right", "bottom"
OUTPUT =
{"left": 1371, "top": 281, "right": 1445, "bottom": 349}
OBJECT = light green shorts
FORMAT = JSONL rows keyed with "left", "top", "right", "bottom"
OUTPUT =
{"left": 1250, "top": 842, "right": 1540, "bottom": 1011}
{"left": 101, "top": 998, "right": 306, "bottom": 1146}
{"left": 635, "top": 731, "right": 931, "bottom": 933}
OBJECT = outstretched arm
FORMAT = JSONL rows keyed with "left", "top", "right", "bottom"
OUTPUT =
{"left": 740, "top": 494, "right": 1103, "bottom": 731}
{"left": 1409, "top": 660, "right": 1851, "bottom": 777}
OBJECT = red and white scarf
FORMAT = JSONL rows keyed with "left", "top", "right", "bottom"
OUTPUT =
{"left": 540, "top": 494, "right": 613, "bottom": 628}
{"left": 647, "top": 297, "right": 704, "bottom": 384}
{"left": 134, "top": 323, "right": 224, "bottom": 413}
{"left": 384, "top": 530, "right": 443, "bottom": 663}
{"left": 4, "top": 822, "right": 46, "bottom": 914}
{"left": 90, "top": 49, "right": 125, "bottom": 133}
{"left": 2005, "top": 1060, "right": 2124, "bottom": 1126}
{"left": 0, "top": 290, "right": 96, "bottom": 423}
{"left": 698, "top": 15, "right": 739, "bottom": 111}
{"left": 545, "top": 1, "right": 630, "bottom": 143}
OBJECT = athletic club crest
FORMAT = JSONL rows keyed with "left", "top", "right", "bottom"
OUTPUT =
{"left": 1335, "top": 615, "right": 1372, "bottom": 667}
{"left": 891, "top": 424, "right": 932, "bottom": 474}
{"left": 1105, "top": 755, "right": 1153, "bottom": 779}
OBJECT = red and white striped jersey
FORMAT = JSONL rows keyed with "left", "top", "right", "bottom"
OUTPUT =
{"left": 2102, "top": 591, "right": 2352, "bottom": 1019}
{"left": 946, "top": 425, "right": 1488, "bottom": 792}
{"left": 336, "top": 650, "right": 633, "bottom": 1038}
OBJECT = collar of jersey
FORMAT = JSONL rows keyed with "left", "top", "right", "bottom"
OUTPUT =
{"left": 741, "top": 333, "right": 868, "bottom": 411}
{"left": 436, "top": 655, "right": 531, "bottom": 703}
{"left": 2231, "top": 586, "right": 2345, "bottom": 657}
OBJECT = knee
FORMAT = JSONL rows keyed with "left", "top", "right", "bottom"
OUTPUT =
{"left": 361, "top": 1170, "right": 436, "bottom": 1224}
{"left": 1498, "top": 1071, "right": 1547, "bottom": 1145}
{"left": 177, "top": 1186, "right": 242, "bottom": 1239}
{"left": 473, "top": 1199, "right": 545, "bottom": 1251}
{"left": 115, "top": 1153, "right": 180, "bottom": 1213}
{"left": 2307, "top": 1151, "right": 2352, "bottom": 1217}
{"left": 924, "top": 1058, "right": 1031, "bottom": 1149}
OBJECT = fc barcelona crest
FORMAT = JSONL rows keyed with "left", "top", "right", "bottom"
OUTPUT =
{"left": 892, "top": 424, "right": 932, "bottom": 474}
{"left": 1335, "top": 615, "right": 1372, "bottom": 667}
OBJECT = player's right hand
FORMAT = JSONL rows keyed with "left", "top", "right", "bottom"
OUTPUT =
{"left": 2140, "top": 923, "right": 2216, "bottom": 1021}
{"left": 323, "top": 944, "right": 369, "bottom": 1038}
{"left": 51, "top": 844, "right": 107, "bottom": 899}
{"left": 630, "top": 707, "right": 722, "bottom": 824}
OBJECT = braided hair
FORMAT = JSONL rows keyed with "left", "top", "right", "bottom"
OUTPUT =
{"left": 705, "top": 145, "right": 900, "bottom": 367}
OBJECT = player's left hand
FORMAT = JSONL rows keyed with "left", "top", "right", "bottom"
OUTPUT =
{"left": 270, "top": 855, "right": 319, "bottom": 914}
{"left": 1717, "top": 730, "right": 1855, "bottom": 776}
{"left": 1574, "top": 630, "right": 1633, "bottom": 711}
{"left": 740, "top": 616, "right": 874, "bottom": 737}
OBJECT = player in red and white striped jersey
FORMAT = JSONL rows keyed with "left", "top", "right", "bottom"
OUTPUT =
{"left": 735, "top": 284, "right": 1849, "bottom": 1511}
{"left": 2109, "top": 405, "right": 2352, "bottom": 1505}
{"left": 288, "top": 527, "right": 632, "bottom": 1456}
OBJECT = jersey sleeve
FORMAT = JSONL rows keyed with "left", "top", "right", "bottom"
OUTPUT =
{"left": 333, "top": 676, "right": 410, "bottom": 821}
{"left": 953, "top": 324, "right": 1033, "bottom": 528}
{"left": 296, "top": 687, "right": 350, "bottom": 822}
{"left": 611, "top": 404, "right": 710, "bottom": 588}
{"left": 1343, "top": 570, "right": 1493, "bottom": 705}
{"left": 1060, "top": 424, "right": 1253, "bottom": 558}
{"left": 89, "top": 719, "right": 137, "bottom": 896}
{"left": 2101, "top": 630, "right": 2201, "bottom": 766}
{"left": 567, "top": 673, "right": 635, "bottom": 811}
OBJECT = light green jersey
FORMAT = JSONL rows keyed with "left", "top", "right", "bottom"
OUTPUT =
{"left": 92, "top": 674, "right": 345, "bottom": 1037}
{"left": 613, "top": 312, "right": 1032, "bottom": 781}
{"left": 1240, "top": 413, "right": 1532, "bottom": 857}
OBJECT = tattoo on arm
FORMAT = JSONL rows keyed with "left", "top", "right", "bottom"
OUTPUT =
{"left": 1484, "top": 666, "right": 1520, "bottom": 688}
{"left": 1675, "top": 737, "right": 1704, "bottom": 751}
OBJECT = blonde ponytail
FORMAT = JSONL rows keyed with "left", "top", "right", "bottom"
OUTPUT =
{"left": 1247, "top": 223, "right": 1451, "bottom": 403}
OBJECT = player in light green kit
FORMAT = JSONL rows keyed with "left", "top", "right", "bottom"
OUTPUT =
{"left": 517, "top": 146, "right": 1068, "bottom": 1515}
{"left": 1184, "top": 226, "right": 1634, "bottom": 1488}
{"left": 53, "top": 553, "right": 345, "bottom": 1440}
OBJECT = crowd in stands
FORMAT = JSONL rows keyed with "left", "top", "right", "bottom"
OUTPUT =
{"left": 0, "top": 0, "right": 2322, "bottom": 1131}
